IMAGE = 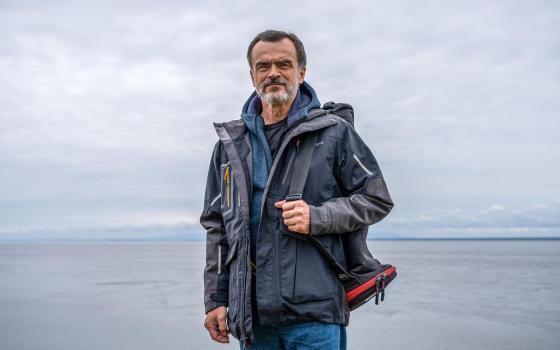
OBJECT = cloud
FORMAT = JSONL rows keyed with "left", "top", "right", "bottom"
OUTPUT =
{"left": 0, "top": 1, "right": 559, "bottom": 238}
{"left": 375, "top": 201, "right": 560, "bottom": 238}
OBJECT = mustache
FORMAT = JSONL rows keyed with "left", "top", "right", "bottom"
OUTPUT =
{"left": 261, "top": 77, "right": 289, "bottom": 89}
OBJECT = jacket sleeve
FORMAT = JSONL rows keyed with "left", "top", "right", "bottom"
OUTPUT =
{"left": 201, "top": 142, "right": 230, "bottom": 313}
{"left": 309, "top": 122, "right": 394, "bottom": 235}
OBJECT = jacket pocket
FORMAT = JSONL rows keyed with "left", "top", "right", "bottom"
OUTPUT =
{"left": 280, "top": 221, "right": 338, "bottom": 304}
{"left": 220, "top": 163, "right": 235, "bottom": 220}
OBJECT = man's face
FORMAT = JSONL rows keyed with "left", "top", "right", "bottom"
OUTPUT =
{"left": 249, "top": 38, "right": 306, "bottom": 106}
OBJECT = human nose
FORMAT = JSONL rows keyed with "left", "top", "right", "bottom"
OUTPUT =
{"left": 267, "top": 65, "right": 280, "bottom": 79}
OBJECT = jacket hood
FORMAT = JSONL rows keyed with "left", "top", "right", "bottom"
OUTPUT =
{"left": 241, "top": 80, "right": 321, "bottom": 129}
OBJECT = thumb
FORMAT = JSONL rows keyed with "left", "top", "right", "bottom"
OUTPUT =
{"left": 274, "top": 200, "right": 286, "bottom": 209}
{"left": 217, "top": 312, "right": 228, "bottom": 337}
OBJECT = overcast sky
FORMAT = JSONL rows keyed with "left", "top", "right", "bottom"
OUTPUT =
{"left": 1, "top": 0, "right": 559, "bottom": 239}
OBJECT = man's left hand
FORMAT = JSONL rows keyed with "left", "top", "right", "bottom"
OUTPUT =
{"left": 274, "top": 200, "right": 311, "bottom": 234}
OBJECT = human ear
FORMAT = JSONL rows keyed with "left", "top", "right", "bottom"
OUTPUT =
{"left": 298, "top": 67, "right": 306, "bottom": 84}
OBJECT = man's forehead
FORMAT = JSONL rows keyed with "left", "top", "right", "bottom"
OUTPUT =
{"left": 251, "top": 38, "right": 297, "bottom": 63}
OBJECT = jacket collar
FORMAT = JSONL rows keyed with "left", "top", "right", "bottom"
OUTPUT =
{"left": 215, "top": 81, "right": 325, "bottom": 140}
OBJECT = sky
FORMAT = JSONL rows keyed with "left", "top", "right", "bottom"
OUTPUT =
{"left": 1, "top": 0, "right": 559, "bottom": 239}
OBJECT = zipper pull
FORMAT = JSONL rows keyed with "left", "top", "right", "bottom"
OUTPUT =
{"left": 224, "top": 166, "right": 230, "bottom": 207}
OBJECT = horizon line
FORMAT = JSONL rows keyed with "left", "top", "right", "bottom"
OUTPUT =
{"left": 1, "top": 236, "right": 559, "bottom": 243}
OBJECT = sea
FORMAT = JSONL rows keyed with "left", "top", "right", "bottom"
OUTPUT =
{"left": 0, "top": 240, "right": 558, "bottom": 350}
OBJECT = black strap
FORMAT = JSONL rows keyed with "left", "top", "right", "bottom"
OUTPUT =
{"left": 287, "top": 134, "right": 316, "bottom": 200}
{"left": 286, "top": 133, "right": 355, "bottom": 283}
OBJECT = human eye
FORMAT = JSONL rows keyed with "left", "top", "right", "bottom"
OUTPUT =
{"left": 277, "top": 61, "right": 293, "bottom": 69}
{"left": 256, "top": 62, "right": 270, "bottom": 71}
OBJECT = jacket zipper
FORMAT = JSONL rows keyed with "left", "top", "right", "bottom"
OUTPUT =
{"left": 240, "top": 230, "right": 249, "bottom": 345}
{"left": 258, "top": 119, "right": 337, "bottom": 316}
{"left": 214, "top": 129, "right": 252, "bottom": 343}
{"left": 215, "top": 115, "right": 336, "bottom": 341}
{"left": 218, "top": 245, "right": 221, "bottom": 275}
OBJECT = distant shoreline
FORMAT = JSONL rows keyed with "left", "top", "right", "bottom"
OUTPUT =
{"left": 1, "top": 237, "right": 560, "bottom": 243}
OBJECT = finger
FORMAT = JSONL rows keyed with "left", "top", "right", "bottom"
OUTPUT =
{"left": 282, "top": 209, "right": 298, "bottom": 219}
{"left": 208, "top": 326, "right": 229, "bottom": 343}
{"left": 283, "top": 205, "right": 306, "bottom": 218}
{"left": 274, "top": 200, "right": 286, "bottom": 208}
{"left": 213, "top": 334, "right": 230, "bottom": 343}
{"left": 217, "top": 314, "right": 228, "bottom": 337}
{"left": 281, "top": 200, "right": 298, "bottom": 211}
{"left": 204, "top": 317, "right": 216, "bottom": 331}
{"left": 284, "top": 217, "right": 302, "bottom": 226}
{"left": 206, "top": 323, "right": 221, "bottom": 340}
{"left": 215, "top": 334, "right": 230, "bottom": 343}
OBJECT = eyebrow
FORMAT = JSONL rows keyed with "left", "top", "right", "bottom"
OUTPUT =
{"left": 255, "top": 58, "right": 294, "bottom": 67}
{"left": 255, "top": 60, "right": 271, "bottom": 67}
{"left": 275, "top": 59, "right": 293, "bottom": 65}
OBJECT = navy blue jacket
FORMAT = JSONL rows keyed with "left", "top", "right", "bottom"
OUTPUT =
{"left": 201, "top": 82, "right": 393, "bottom": 345}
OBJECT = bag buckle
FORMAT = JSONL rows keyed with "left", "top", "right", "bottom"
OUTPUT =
{"left": 285, "top": 194, "right": 302, "bottom": 202}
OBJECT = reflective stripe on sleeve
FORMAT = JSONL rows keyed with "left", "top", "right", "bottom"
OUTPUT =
{"left": 353, "top": 154, "right": 373, "bottom": 175}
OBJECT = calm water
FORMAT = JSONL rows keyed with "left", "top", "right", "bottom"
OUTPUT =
{"left": 0, "top": 240, "right": 558, "bottom": 350}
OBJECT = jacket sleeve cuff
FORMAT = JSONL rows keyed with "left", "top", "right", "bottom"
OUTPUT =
{"left": 205, "top": 299, "right": 228, "bottom": 314}
{"left": 204, "top": 292, "right": 228, "bottom": 314}
{"left": 309, "top": 204, "right": 331, "bottom": 235}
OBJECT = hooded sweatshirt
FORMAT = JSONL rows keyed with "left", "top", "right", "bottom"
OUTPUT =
{"left": 241, "top": 81, "right": 321, "bottom": 261}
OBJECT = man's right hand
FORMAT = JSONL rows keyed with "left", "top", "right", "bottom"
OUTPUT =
{"left": 204, "top": 306, "right": 229, "bottom": 343}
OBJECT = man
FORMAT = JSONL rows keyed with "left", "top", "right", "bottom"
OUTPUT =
{"left": 201, "top": 30, "right": 393, "bottom": 349}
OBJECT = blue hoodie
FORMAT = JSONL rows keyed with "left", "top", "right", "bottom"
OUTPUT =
{"left": 241, "top": 81, "right": 321, "bottom": 261}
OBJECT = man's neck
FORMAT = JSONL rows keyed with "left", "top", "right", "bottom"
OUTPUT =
{"left": 261, "top": 95, "right": 297, "bottom": 125}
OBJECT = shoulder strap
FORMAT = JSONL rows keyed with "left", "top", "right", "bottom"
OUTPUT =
{"left": 286, "top": 133, "right": 355, "bottom": 283}
{"left": 287, "top": 134, "right": 317, "bottom": 200}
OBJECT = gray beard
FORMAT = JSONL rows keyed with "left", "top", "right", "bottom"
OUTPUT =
{"left": 261, "top": 90, "right": 291, "bottom": 106}
{"left": 257, "top": 80, "right": 298, "bottom": 107}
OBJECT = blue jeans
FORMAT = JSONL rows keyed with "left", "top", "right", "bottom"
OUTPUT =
{"left": 240, "top": 322, "right": 346, "bottom": 350}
